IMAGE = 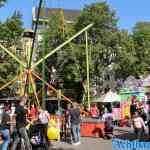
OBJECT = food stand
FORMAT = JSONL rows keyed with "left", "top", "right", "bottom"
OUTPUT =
{"left": 92, "top": 90, "right": 121, "bottom": 121}
{"left": 80, "top": 90, "right": 121, "bottom": 138}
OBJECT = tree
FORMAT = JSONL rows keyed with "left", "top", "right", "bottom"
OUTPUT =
{"left": 0, "top": 11, "right": 23, "bottom": 48}
{"left": 75, "top": 2, "right": 118, "bottom": 44}
{"left": 132, "top": 22, "right": 150, "bottom": 76}
{"left": 74, "top": 2, "right": 119, "bottom": 91}
{"left": 0, "top": 12, "right": 24, "bottom": 97}
{"left": 0, "top": 0, "right": 6, "bottom": 7}
{"left": 40, "top": 10, "right": 87, "bottom": 102}
{"left": 41, "top": 11, "right": 81, "bottom": 85}
{"left": 115, "top": 30, "right": 137, "bottom": 79}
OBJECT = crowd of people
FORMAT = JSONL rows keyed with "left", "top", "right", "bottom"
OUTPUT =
{"left": 0, "top": 96, "right": 83, "bottom": 150}
{"left": 0, "top": 96, "right": 118, "bottom": 150}
{"left": 130, "top": 96, "right": 150, "bottom": 140}
{"left": 1, "top": 94, "right": 150, "bottom": 149}
{"left": 0, "top": 96, "right": 51, "bottom": 150}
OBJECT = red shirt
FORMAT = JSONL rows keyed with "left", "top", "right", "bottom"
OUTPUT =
{"left": 90, "top": 106, "right": 98, "bottom": 117}
{"left": 30, "top": 107, "right": 38, "bottom": 120}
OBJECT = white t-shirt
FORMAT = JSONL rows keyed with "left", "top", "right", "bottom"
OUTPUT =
{"left": 39, "top": 111, "right": 49, "bottom": 124}
{"left": 133, "top": 117, "right": 146, "bottom": 129}
{"left": 102, "top": 113, "right": 114, "bottom": 121}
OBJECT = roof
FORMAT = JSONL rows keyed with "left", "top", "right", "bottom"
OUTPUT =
{"left": 33, "top": 7, "right": 80, "bottom": 22}
{"left": 92, "top": 90, "right": 121, "bottom": 103}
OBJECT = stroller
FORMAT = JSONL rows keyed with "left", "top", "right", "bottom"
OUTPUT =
{"left": 28, "top": 122, "right": 49, "bottom": 150}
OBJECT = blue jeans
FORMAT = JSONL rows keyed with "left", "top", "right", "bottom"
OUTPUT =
{"left": 134, "top": 128, "right": 143, "bottom": 140}
{"left": 71, "top": 124, "right": 80, "bottom": 143}
{"left": 1, "top": 129, "right": 10, "bottom": 150}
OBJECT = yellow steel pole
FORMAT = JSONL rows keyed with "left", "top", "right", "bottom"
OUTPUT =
{"left": 29, "top": 72, "right": 40, "bottom": 108}
{"left": 0, "top": 75, "right": 18, "bottom": 91}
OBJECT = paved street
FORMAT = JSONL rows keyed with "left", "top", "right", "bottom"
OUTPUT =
{"left": 49, "top": 127, "right": 130, "bottom": 150}
{"left": 49, "top": 126, "right": 150, "bottom": 150}
{"left": 51, "top": 137, "right": 112, "bottom": 150}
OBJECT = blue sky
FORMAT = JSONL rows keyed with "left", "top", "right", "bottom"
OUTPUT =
{"left": 0, "top": 0, "right": 150, "bottom": 31}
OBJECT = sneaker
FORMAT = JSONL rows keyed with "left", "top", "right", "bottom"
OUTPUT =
{"left": 76, "top": 141, "right": 81, "bottom": 145}
{"left": 73, "top": 142, "right": 81, "bottom": 145}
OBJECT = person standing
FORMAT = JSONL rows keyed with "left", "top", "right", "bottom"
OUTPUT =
{"left": 30, "top": 104, "right": 38, "bottom": 121}
{"left": 0, "top": 105, "right": 10, "bottom": 150}
{"left": 12, "top": 96, "right": 32, "bottom": 150}
{"left": 38, "top": 108, "right": 50, "bottom": 146}
{"left": 130, "top": 96, "right": 138, "bottom": 118}
{"left": 70, "top": 102, "right": 81, "bottom": 145}
{"left": 147, "top": 101, "right": 150, "bottom": 140}
{"left": 38, "top": 108, "right": 50, "bottom": 127}
{"left": 132, "top": 112, "right": 146, "bottom": 140}
{"left": 138, "top": 105, "right": 147, "bottom": 124}
{"left": 102, "top": 107, "right": 114, "bottom": 137}
{"left": 64, "top": 104, "right": 72, "bottom": 128}
{"left": 90, "top": 103, "right": 99, "bottom": 118}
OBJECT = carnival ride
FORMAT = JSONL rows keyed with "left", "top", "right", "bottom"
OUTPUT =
{"left": 0, "top": 0, "right": 93, "bottom": 110}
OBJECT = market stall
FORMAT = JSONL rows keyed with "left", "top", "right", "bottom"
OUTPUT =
{"left": 80, "top": 90, "right": 121, "bottom": 138}
{"left": 92, "top": 90, "right": 121, "bottom": 121}
{"left": 80, "top": 117, "right": 104, "bottom": 138}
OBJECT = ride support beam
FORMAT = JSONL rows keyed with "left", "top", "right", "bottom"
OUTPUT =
{"left": 29, "top": 72, "right": 40, "bottom": 108}
{"left": 31, "top": 23, "right": 93, "bottom": 69}
{"left": 0, "top": 44, "right": 26, "bottom": 67}
{"left": 32, "top": 71, "right": 73, "bottom": 103}
{"left": 32, "top": 71, "right": 89, "bottom": 116}
{"left": 28, "top": 0, "right": 43, "bottom": 68}
{"left": 85, "top": 31, "right": 90, "bottom": 110}
{"left": 0, "top": 75, "right": 18, "bottom": 91}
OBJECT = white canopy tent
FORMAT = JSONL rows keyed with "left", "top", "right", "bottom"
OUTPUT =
{"left": 92, "top": 90, "right": 121, "bottom": 103}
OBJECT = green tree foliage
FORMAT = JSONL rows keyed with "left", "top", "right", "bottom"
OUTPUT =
{"left": 0, "top": 12, "right": 23, "bottom": 47}
{"left": 74, "top": 2, "right": 119, "bottom": 90}
{"left": 132, "top": 22, "right": 150, "bottom": 76}
{"left": 75, "top": 2, "right": 118, "bottom": 44}
{"left": 115, "top": 30, "right": 137, "bottom": 79}
{"left": 42, "top": 11, "right": 82, "bottom": 88}
{"left": 0, "top": 12, "right": 24, "bottom": 97}
{"left": 0, "top": 0, "right": 6, "bottom": 7}
{"left": 41, "top": 2, "right": 150, "bottom": 96}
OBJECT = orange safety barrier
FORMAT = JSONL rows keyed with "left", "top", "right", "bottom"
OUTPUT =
{"left": 80, "top": 121, "right": 104, "bottom": 138}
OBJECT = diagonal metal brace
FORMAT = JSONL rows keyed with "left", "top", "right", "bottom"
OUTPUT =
{"left": 31, "top": 23, "right": 93, "bottom": 69}
{"left": 32, "top": 71, "right": 89, "bottom": 115}
{"left": 0, "top": 75, "right": 18, "bottom": 91}
{"left": 0, "top": 44, "right": 26, "bottom": 67}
